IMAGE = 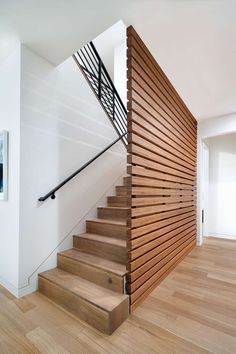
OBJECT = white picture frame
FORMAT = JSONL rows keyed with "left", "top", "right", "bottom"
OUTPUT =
{"left": 0, "top": 131, "right": 8, "bottom": 201}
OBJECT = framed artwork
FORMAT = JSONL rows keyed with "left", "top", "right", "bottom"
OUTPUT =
{"left": 0, "top": 131, "right": 8, "bottom": 201}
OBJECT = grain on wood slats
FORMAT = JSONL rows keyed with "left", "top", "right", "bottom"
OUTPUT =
{"left": 128, "top": 228, "right": 196, "bottom": 281}
{"left": 127, "top": 25, "right": 197, "bottom": 311}
{"left": 128, "top": 236, "right": 196, "bottom": 293}
{"left": 131, "top": 201, "right": 195, "bottom": 218}
{"left": 130, "top": 240, "right": 196, "bottom": 311}
{"left": 127, "top": 31, "right": 197, "bottom": 128}
{"left": 128, "top": 118, "right": 196, "bottom": 166}
{"left": 128, "top": 131, "right": 196, "bottom": 172}
{"left": 129, "top": 205, "right": 195, "bottom": 228}
{"left": 128, "top": 69, "right": 197, "bottom": 146}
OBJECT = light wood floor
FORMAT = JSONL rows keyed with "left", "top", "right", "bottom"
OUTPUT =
{"left": 1, "top": 237, "right": 236, "bottom": 354}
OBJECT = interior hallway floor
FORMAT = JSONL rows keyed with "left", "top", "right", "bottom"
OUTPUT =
{"left": 0, "top": 237, "right": 236, "bottom": 354}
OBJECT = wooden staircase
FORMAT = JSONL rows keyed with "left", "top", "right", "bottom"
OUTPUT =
{"left": 38, "top": 177, "right": 130, "bottom": 334}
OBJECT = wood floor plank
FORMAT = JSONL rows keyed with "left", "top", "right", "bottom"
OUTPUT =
{"left": 0, "top": 238, "right": 235, "bottom": 353}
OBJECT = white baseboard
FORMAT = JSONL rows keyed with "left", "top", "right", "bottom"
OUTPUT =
{"left": 16, "top": 170, "right": 127, "bottom": 298}
{"left": 0, "top": 276, "right": 19, "bottom": 298}
{"left": 208, "top": 232, "right": 236, "bottom": 240}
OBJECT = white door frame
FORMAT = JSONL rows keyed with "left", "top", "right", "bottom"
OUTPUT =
{"left": 197, "top": 136, "right": 204, "bottom": 246}
{"left": 197, "top": 116, "right": 236, "bottom": 246}
{"left": 202, "top": 141, "right": 209, "bottom": 238}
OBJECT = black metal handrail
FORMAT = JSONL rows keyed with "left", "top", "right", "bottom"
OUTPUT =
{"left": 38, "top": 132, "right": 127, "bottom": 202}
{"left": 73, "top": 41, "right": 127, "bottom": 145}
{"left": 39, "top": 42, "right": 127, "bottom": 202}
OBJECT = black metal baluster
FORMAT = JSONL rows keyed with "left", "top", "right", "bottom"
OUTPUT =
{"left": 98, "top": 58, "right": 102, "bottom": 100}
{"left": 113, "top": 93, "right": 115, "bottom": 121}
{"left": 73, "top": 41, "right": 127, "bottom": 147}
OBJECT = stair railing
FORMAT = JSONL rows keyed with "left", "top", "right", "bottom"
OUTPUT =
{"left": 39, "top": 41, "right": 127, "bottom": 202}
{"left": 38, "top": 132, "right": 127, "bottom": 202}
{"left": 73, "top": 41, "right": 127, "bottom": 146}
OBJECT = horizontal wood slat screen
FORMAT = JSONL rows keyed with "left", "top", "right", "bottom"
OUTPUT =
{"left": 127, "top": 26, "right": 197, "bottom": 311}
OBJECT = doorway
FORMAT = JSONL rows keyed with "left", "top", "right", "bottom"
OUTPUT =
{"left": 201, "top": 132, "right": 236, "bottom": 241}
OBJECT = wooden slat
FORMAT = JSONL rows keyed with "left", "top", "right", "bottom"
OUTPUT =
{"left": 128, "top": 131, "right": 196, "bottom": 172}
{"left": 131, "top": 210, "right": 195, "bottom": 238}
{"left": 131, "top": 201, "right": 196, "bottom": 218}
{"left": 126, "top": 36, "right": 198, "bottom": 132}
{"left": 130, "top": 174, "right": 195, "bottom": 190}
{"left": 128, "top": 100, "right": 196, "bottom": 157}
{"left": 130, "top": 240, "right": 196, "bottom": 307}
{"left": 128, "top": 224, "right": 196, "bottom": 271}
{"left": 128, "top": 155, "right": 195, "bottom": 181}
{"left": 130, "top": 241, "right": 196, "bottom": 311}
{"left": 128, "top": 228, "right": 196, "bottom": 282}
{"left": 127, "top": 25, "right": 197, "bottom": 312}
{"left": 131, "top": 195, "right": 196, "bottom": 207}
{"left": 130, "top": 143, "right": 195, "bottom": 176}
{"left": 130, "top": 88, "right": 195, "bottom": 155}
{"left": 128, "top": 166, "right": 196, "bottom": 186}
{"left": 127, "top": 26, "right": 197, "bottom": 128}
{"left": 128, "top": 100, "right": 196, "bottom": 154}
{"left": 131, "top": 186, "right": 195, "bottom": 196}
{"left": 128, "top": 235, "right": 196, "bottom": 293}
{"left": 129, "top": 206, "right": 195, "bottom": 228}
{"left": 129, "top": 217, "right": 195, "bottom": 252}
{"left": 127, "top": 55, "right": 197, "bottom": 137}
{"left": 128, "top": 68, "right": 197, "bottom": 144}
{"left": 129, "top": 110, "right": 196, "bottom": 160}
{"left": 128, "top": 113, "right": 196, "bottom": 166}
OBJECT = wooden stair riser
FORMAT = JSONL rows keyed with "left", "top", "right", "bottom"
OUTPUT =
{"left": 73, "top": 236, "right": 127, "bottom": 264}
{"left": 116, "top": 186, "right": 130, "bottom": 196}
{"left": 107, "top": 196, "right": 129, "bottom": 207}
{"left": 57, "top": 254, "right": 125, "bottom": 293}
{"left": 38, "top": 174, "right": 130, "bottom": 335}
{"left": 86, "top": 221, "right": 127, "bottom": 239}
{"left": 97, "top": 207, "right": 130, "bottom": 220}
{"left": 39, "top": 276, "right": 129, "bottom": 334}
{"left": 123, "top": 176, "right": 131, "bottom": 186}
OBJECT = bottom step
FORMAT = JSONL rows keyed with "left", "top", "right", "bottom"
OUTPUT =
{"left": 39, "top": 268, "right": 129, "bottom": 334}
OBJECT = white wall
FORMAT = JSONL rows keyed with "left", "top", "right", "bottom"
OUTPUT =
{"left": 197, "top": 114, "right": 236, "bottom": 245}
{"left": 114, "top": 40, "right": 127, "bottom": 105}
{"left": 0, "top": 45, "right": 21, "bottom": 296}
{"left": 199, "top": 114, "right": 236, "bottom": 139}
{"left": 207, "top": 134, "right": 236, "bottom": 239}
{"left": 18, "top": 46, "right": 126, "bottom": 296}
{"left": 93, "top": 21, "right": 126, "bottom": 81}
{"left": 201, "top": 141, "right": 209, "bottom": 238}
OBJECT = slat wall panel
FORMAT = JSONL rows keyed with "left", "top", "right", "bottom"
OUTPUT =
{"left": 127, "top": 26, "right": 197, "bottom": 311}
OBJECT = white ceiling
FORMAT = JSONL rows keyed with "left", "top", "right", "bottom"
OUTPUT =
{"left": 0, "top": 0, "right": 236, "bottom": 121}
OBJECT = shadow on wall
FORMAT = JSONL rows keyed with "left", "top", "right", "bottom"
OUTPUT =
{"left": 18, "top": 45, "right": 126, "bottom": 296}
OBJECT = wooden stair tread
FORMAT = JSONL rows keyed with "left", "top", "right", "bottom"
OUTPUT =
{"left": 38, "top": 174, "right": 130, "bottom": 334}
{"left": 98, "top": 206, "right": 129, "bottom": 210}
{"left": 74, "top": 233, "right": 126, "bottom": 247}
{"left": 39, "top": 268, "right": 128, "bottom": 312}
{"left": 59, "top": 249, "right": 127, "bottom": 276}
{"left": 87, "top": 218, "right": 126, "bottom": 226}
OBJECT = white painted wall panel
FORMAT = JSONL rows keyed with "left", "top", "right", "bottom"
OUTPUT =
{"left": 208, "top": 134, "right": 236, "bottom": 239}
{"left": 0, "top": 46, "right": 21, "bottom": 296}
{"left": 18, "top": 46, "right": 126, "bottom": 296}
{"left": 197, "top": 114, "right": 236, "bottom": 245}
